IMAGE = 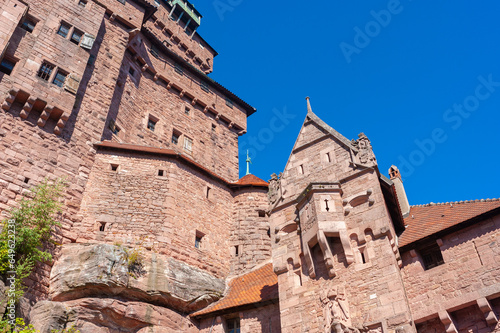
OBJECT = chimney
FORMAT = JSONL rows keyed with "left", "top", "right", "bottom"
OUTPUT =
{"left": 389, "top": 165, "right": 410, "bottom": 218}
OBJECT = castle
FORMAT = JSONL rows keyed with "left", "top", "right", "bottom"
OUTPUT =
{"left": 0, "top": 0, "right": 499, "bottom": 332}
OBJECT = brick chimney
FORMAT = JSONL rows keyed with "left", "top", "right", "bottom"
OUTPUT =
{"left": 389, "top": 165, "right": 410, "bottom": 218}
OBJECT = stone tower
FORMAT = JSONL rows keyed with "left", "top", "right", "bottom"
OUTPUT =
{"left": 268, "top": 98, "right": 415, "bottom": 333}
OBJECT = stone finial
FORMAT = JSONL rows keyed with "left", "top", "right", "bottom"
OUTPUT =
{"left": 306, "top": 96, "right": 313, "bottom": 114}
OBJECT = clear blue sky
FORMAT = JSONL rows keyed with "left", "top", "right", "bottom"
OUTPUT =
{"left": 194, "top": 0, "right": 500, "bottom": 205}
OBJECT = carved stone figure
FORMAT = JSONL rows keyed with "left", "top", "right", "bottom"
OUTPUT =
{"left": 353, "top": 133, "right": 376, "bottom": 166}
{"left": 321, "top": 285, "right": 350, "bottom": 333}
{"left": 268, "top": 173, "right": 282, "bottom": 206}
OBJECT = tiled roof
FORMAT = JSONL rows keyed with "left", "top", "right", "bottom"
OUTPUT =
{"left": 399, "top": 199, "right": 500, "bottom": 247}
{"left": 191, "top": 263, "right": 278, "bottom": 317}
{"left": 231, "top": 174, "right": 268, "bottom": 188}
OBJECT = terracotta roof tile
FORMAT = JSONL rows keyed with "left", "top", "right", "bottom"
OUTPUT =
{"left": 231, "top": 174, "right": 268, "bottom": 187}
{"left": 399, "top": 199, "right": 500, "bottom": 247}
{"left": 191, "top": 263, "right": 277, "bottom": 317}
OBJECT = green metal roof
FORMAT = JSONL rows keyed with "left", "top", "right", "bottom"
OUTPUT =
{"left": 168, "top": 0, "right": 201, "bottom": 25}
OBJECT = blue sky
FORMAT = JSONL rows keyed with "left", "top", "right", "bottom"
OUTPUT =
{"left": 194, "top": 0, "right": 500, "bottom": 205}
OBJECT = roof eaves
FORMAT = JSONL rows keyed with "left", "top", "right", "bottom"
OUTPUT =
{"left": 141, "top": 27, "right": 256, "bottom": 116}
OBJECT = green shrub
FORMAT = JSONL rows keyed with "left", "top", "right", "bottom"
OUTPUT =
{"left": 0, "top": 178, "right": 66, "bottom": 302}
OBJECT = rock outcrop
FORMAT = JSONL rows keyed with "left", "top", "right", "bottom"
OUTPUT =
{"left": 30, "top": 243, "right": 225, "bottom": 332}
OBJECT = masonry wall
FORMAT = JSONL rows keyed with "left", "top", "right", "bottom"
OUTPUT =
{"left": 198, "top": 303, "right": 282, "bottom": 333}
{"left": 230, "top": 188, "right": 272, "bottom": 275}
{"left": 401, "top": 213, "right": 500, "bottom": 329}
{"left": 76, "top": 149, "right": 236, "bottom": 278}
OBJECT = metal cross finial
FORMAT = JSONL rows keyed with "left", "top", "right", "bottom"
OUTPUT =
{"left": 246, "top": 150, "right": 252, "bottom": 175}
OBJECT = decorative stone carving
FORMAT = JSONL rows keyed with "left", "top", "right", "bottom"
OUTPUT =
{"left": 268, "top": 173, "right": 283, "bottom": 209}
{"left": 321, "top": 284, "right": 357, "bottom": 333}
{"left": 352, "top": 133, "right": 377, "bottom": 166}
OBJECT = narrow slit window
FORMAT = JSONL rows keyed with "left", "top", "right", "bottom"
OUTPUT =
{"left": 99, "top": 222, "right": 106, "bottom": 232}
{"left": 195, "top": 231, "right": 204, "bottom": 249}
{"left": 206, "top": 187, "right": 211, "bottom": 199}
{"left": 234, "top": 245, "right": 239, "bottom": 257}
{"left": 299, "top": 164, "right": 304, "bottom": 175}
{"left": 326, "top": 152, "right": 332, "bottom": 163}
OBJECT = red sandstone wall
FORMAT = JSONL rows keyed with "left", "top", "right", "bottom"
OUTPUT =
{"left": 76, "top": 149, "right": 235, "bottom": 278}
{"left": 198, "top": 303, "right": 281, "bottom": 333}
{"left": 401, "top": 214, "right": 500, "bottom": 326}
{"left": 269, "top": 118, "right": 412, "bottom": 332}
{"left": 230, "top": 188, "right": 272, "bottom": 275}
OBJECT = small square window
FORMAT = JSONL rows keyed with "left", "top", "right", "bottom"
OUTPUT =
{"left": 185, "top": 107, "right": 190, "bottom": 115}
{"left": 227, "top": 318, "right": 240, "bottom": 333}
{"left": 211, "top": 124, "right": 216, "bottom": 132}
{"left": 420, "top": 243, "right": 444, "bottom": 270}
{"left": 37, "top": 61, "right": 55, "bottom": 81}
{"left": 70, "top": 29, "right": 83, "bottom": 45}
{"left": 258, "top": 210, "right": 266, "bottom": 217}
{"left": 0, "top": 58, "right": 16, "bottom": 75}
{"left": 52, "top": 70, "right": 67, "bottom": 87}
{"left": 78, "top": 0, "right": 87, "bottom": 7}
{"left": 20, "top": 16, "right": 37, "bottom": 33}
{"left": 147, "top": 116, "right": 157, "bottom": 132}
{"left": 183, "top": 137, "right": 192, "bottom": 153}
{"left": 172, "top": 130, "right": 180, "bottom": 145}
{"left": 200, "top": 81, "right": 210, "bottom": 93}
{"left": 225, "top": 97, "right": 234, "bottom": 109}
{"left": 158, "top": 169, "right": 164, "bottom": 177}
{"left": 57, "top": 22, "right": 71, "bottom": 38}
{"left": 111, "top": 164, "right": 119, "bottom": 171}
{"left": 195, "top": 231, "right": 205, "bottom": 249}
{"left": 174, "top": 63, "right": 183, "bottom": 75}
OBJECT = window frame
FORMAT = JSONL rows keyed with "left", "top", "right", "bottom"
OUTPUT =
{"left": 419, "top": 242, "right": 444, "bottom": 270}
{"left": 52, "top": 69, "right": 68, "bottom": 88}
{"left": 70, "top": 28, "right": 84, "bottom": 45}
{"left": 57, "top": 22, "right": 71, "bottom": 38}
{"left": 20, "top": 15, "right": 37, "bottom": 33}
{"left": 226, "top": 317, "right": 240, "bottom": 333}
{"left": 37, "top": 61, "right": 56, "bottom": 81}
{"left": 0, "top": 58, "right": 17, "bottom": 75}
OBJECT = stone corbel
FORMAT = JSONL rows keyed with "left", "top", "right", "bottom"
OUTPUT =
{"left": 477, "top": 298, "right": 498, "bottom": 326}
{"left": 215, "top": 114, "right": 220, "bottom": 121}
{"left": 342, "top": 189, "right": 374, "bottom": 216}
{"left": 166, "top": 82, "right": 172, "bottom": 90}
{"left": 153, "top": 74, "right": 160, "bottom": 81}
{"left": 20, "top": 97, "right": 37, "bottom": 119}
{"left": 37, "top": 106, "right": 53, "bottom": 128}
{"left": 109, "top": 13, "right": 117, "bottom": 22}
{"left": 191, "top": 98, "right": 197, "bottom": 106}
{"left": 438, "top": 311, "right": 458, "bottom": 333}
{"left": 179, "top": 90, "right": 185, "bottom": 98}
{"left": 141, "top": 64, "right": 148, "bottom": 72}
{"left": 203, "top": 106, "right": 209, "bottom": 113}
{"left": 2, "top": 89, "right": 19, "bottom": 112}
{"left": 228, "top": 122, "right": 234, "bottom": 129}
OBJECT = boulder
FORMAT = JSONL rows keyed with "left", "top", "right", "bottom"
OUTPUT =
{"left": 30, "top": 298, "right": 198, "bottom": 333}
{"left": 49, "top": 243, "right": 225, "bottom": 312}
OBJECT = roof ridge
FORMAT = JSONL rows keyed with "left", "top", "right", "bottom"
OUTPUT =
{"left": 410, "top": 198, "right": 500, "bottom": 207}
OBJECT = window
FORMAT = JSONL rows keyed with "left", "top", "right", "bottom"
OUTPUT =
{"left": 0, "top": 58, "right": 16, "bottom": 75}
{"left": 420, "top": 243, "right": 444, "bottom": 270}
{"left": 195, "top": 231, "right": 204, "bottom": 249}
{"left": 172, "top": 130, "right": 180, "bottom": 145}
{"left": 200, "top": 81, "right": 210, "bottom": 93}
{"left": 99, "top": 222, "right": 106, "bottom": 232}
{"left": 70, "top": 29, "right": 83, "bottom": 45}
{"left": 227, "top": 318, "right": 240, "bottom": 333}
{"left": 158, "top": 170, "right": 164, "bottom": 177}
{"left": 184, "top": 107, "right": 190, "bottom": 115}
{"left": 129, "top": 66, "right": 135, "bottom": 76}
{"left": 147, "top": 116, "right": 158, "bottom": 132}
{"left": 234, "top": 245, "right": 239, "bottom": 257}
{"left": 225, "top": 97, "right": 234, "bottom": 109}
{"left": 258, "top": 210, "right": 266, "bottom": 217}
{"left": 174, "top": 63, "right": 183, "bottom": 75}
{"left": 57, "top": 22, "right": 71, "bottom": 38}
{"left": 78, "top": 0, "right": 87, "bottom": 7}
{"left": 20, "top": 16, "right": 37, "bottom": 33}
{"left": 37, "top": 61, "right": 55, "bottom": 81}
{"left": 52, "top": 69, "right": 67, "bottom": 87}
{"left": 206, "top": 186, "right": 211, "bottom": 199}
{"left": 111, "top": 164, "right": 119, "bottom": 171}
{"left": 183, "top": 136, "right": 193, "bottom": 153}
{"left": 211, "top": 124, "right": 217, "bottom": 132}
